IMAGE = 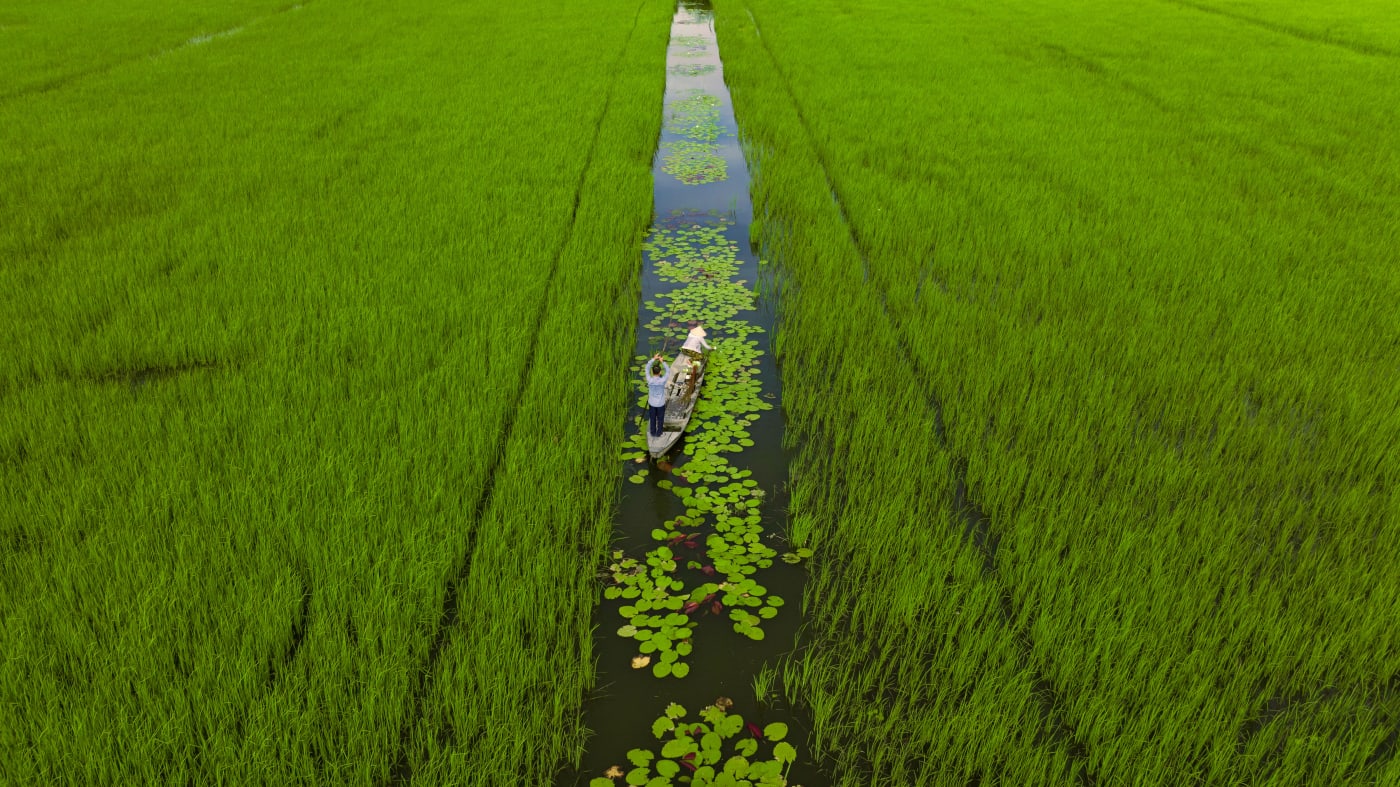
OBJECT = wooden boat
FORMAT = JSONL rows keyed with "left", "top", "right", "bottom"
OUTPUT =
{"left": 647, "top": 328, "right": 710, "bottom": 459}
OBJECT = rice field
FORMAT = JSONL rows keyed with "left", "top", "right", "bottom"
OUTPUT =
{"left": 707, "top": 0, "right": 1399, "bottom": 784}
{"left": 5, "top": 0, "right": 1397, "bottom": 784}
{"left": 2, "top": 0, "right": 675, "bottom": 782}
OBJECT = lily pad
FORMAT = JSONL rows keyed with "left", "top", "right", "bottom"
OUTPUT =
{"left": 661, "top": 737, "right": 696, "bottom": 759}
{"left": 653, "top": 716, "right": 675, "bottom": 738}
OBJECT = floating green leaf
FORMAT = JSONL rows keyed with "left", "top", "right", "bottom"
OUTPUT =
{"left": 661, "top": 737, "right": 696, "bottom": 759}
{"left": 722, "top": 755, "right": 750, "bottom": 778}
{"left": 653, "top": 716, "right": 675, "bottom": 738}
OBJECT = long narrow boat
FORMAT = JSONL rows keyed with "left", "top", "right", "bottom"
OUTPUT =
{"left": 647, "top": 331, "right": 710, "bottom": 459}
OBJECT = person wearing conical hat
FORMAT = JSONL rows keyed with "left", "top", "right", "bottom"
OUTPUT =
{"left": 680, "top": 323, "right": 711, "bottom": 356}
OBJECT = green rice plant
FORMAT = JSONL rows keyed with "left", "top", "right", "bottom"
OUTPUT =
{"left": 752, "top": 663, "right": 777, "bottom": 705}
{"left": 0, "top": 0, "right": 298, "bottom": 99}
{"left": 666, "top": 90, "right": 726, "bottom": 142}
{"left": 668, "top": 63, "right": 718, "bottom": 77}
{"left": 1154, "top": 0, "right": 1400, "bottom": 56}
{"left": 707, "top": 0, "right": 1400, "bottom": 783}
{"left": 0, "top": 0, "right": 675, "bottom": 783}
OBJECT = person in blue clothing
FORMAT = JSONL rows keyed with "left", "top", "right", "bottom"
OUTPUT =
{"left": 645, "top": 353, "right": 669, "bottom": 438}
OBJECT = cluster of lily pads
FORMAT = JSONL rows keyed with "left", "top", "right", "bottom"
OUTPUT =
{"left": 613, "top": 215, "right": 803, "bottom": 677}
{"left": 666, "top": 92, "right": 724, "bottom": 142}
{"left": 668, "top": 63, "right": 717, "bottom": 77}
{"left": 589, "top": 700, "right": 798, "bottom": 787}
{"left": 670, "top": 34, "right": 709, "bottom": 58}
{"left": 663, "top": 142, "right": 728, "bottom": 186}
{"left": 662, "top": 37, "right": 726, "bottom": 185}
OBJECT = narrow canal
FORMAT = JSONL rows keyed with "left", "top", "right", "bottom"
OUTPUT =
{"left": 558, "top": 1, "right": 826, "bottom": 784}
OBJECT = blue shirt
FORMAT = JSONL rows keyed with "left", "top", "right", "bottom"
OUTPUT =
{"left": 645, "top": 363, "right": 668, "bottom": 407}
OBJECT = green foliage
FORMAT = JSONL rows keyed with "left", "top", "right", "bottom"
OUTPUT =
{"left": 0, "top": 0, "right": 677, "bottom": 783}
{"left": 663, "top": 140, "right": 728, "bottom": 185}
{"left": 668, "top": 63, "right": 718, "bottom": 77}
{"left": 660, "top": 52, "right": 728, "bottom": 185}
{"left": 607, "top": 213, "right": 789, "bottom": 674}
{"left": 0, "top": 0, "right": 294, "bottom": 98}
{"left": 612, "top": 701, "right": 797, "bottom": 787}
{"left": 709, "top": 0, "right": 1400, "bottom": 784}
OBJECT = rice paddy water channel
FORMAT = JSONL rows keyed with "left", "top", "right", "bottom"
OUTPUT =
{"left": 559, "top": 2, "right": 826, "bottom": 785}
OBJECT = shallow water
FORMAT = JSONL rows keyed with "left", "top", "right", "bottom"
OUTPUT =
{"left": 558, "top": 2, "right": 827, "bottom": 785}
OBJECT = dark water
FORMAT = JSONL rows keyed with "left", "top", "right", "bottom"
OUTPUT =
{"left": 557, "top": 2, "right": 827, "bottom": 785}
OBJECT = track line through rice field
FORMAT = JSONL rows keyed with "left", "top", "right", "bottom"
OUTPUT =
{"left": 736, "top": 3, "right": 1097, "bottom": 783}
{"left": 266, "top": 559, "right": 313, "bottom": 688}
{"left": 0, "top": 1, "right": 311, "bottom": 104}
{"left": 383, "top": 1, "right": 649, "bottom": 783}
{"left": 1034, "top": 43, "right": 1171, "bottom": 112}
{"left": 1159, "top": 0, "right": 1398, "bottom": 59}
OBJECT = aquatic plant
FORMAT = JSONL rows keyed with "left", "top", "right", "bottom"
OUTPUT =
{"left": 660, "top": 88, "right": 728, "bottom": 184}
{"left": 670, "top": 35, "right": 709, "bottom": 48}
{"left": 668, "top": 63, "right": 718, "bottom": 77}
{"left": 666, "top": 91, "right": 725, "bottom": 142}
{"left": 608, "top": 216, "right": 786, "bottom": 677}
{"left": 663, "top": 140, "right": 728, "bottom": 185}
{"left": 588, "top": 701, "right": 798, "bottom": 787}
{"left": 670, "top": 34, "right": 710, "bottom": 58}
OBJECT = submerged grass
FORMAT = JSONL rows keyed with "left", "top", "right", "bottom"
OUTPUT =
{"left": 711, "top": 0, "right": 1400, "bottom": 784}
{"left": 0, "top": 0, "right": 674, "bottom": 783}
